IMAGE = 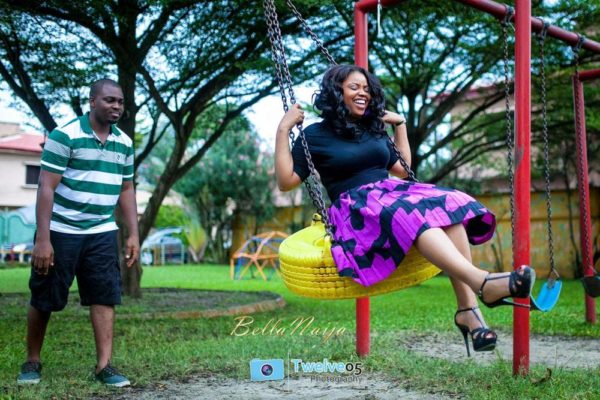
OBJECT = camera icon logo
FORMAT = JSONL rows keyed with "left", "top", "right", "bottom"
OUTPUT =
{"left": 249, "top": 359, "right": 284, "bottom": 381}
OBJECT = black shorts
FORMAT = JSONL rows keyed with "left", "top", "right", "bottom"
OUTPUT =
{"left": 29, "top": 230, "right": 122, "bottom": 312}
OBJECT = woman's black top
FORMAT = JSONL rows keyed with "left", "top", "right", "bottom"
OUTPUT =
{"left": 292, "top": 121, "right": 399, "bottom": 202}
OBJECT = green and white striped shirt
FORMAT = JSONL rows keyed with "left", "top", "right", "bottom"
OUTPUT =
{"left": 40, "top": 113, "right": 134, "bottom": 234}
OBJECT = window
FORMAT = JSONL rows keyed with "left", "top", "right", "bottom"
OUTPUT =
{"left": 25, "top": 164, "right": 41, "bottom": 185}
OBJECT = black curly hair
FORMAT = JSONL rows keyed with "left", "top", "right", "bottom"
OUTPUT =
{"left": 313, "top": 64, "right": 386, "bottom": 138}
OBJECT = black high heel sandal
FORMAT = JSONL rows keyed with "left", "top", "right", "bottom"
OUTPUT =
{"left": 454, "top": 306, "right": 497, "bottom": 357}
{"left": 478, "top": 265, "right": 536, "bottom": 308}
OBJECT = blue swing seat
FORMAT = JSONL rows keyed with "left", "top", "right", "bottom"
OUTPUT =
{"left": 530, "top": 279, "right": 562, "bottom": 312}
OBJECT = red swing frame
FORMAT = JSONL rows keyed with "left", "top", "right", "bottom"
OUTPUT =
{"left": 572, "top": 68, "right": 600, "bottom": 324}
{"left": 353, "top": 0, "right": 600, "bottom": 376}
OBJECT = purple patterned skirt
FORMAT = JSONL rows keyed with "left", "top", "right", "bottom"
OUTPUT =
{"left": 328, "top": 178, "right": 496, "bottom": 287}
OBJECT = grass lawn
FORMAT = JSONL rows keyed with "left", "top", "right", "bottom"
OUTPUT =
{"left": 0, "top": 264, "right": 598, "bottom": 399}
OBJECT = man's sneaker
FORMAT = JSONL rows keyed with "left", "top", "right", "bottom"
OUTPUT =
{"left": 17, "top": 361, "right": 42, "bottom": 385}
{"left": 95, "top": 364, "right": 131, "bottom": 387}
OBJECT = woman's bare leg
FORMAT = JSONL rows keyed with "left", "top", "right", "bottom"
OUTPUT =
{"left": 443, "top": 224, "right": 493, "bottom": 335}
{"left": 443, "top": 224, "right": 478, "bottom": 308}
{"left": 414, "top": 227, "right": 512, "bottom": 305}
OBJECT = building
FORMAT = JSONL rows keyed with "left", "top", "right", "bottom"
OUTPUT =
{"left": 0, "top": 122, "right": 45, "bottom": 210}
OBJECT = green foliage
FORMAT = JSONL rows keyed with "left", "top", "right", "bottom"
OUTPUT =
{"left": 153, "top": 204, "right": 188, "bottom": 229}
{"left": 140, "top": 107, "right": 275, "bottom": 263}
{"left": 177, "top": 117, "right": 275, "bottom": 263}
{"left": 0, "top": 0, "right": 345, "bottom": 247}
{"left": 0, "top": 5, "right": 105, "bottom": 129}
{"left": 361, "top": 0, "right": 600, "bottom": 183}
{"left": 443, "top": 44, "right": 600, "bottom": 193}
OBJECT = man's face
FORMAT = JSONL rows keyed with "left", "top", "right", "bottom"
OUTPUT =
{"left": 90, "top": 84, "right": 124, "bottom": 124}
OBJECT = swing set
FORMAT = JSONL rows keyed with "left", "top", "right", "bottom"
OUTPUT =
{"left": 265, "top": 0, "right": 600, "bottom": 376}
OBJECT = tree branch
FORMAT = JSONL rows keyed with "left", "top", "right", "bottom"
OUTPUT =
{"left": 174, "top": 87, "right": 274, "bottom": 181}
{"left": 0, "top": 29, "right": 56, "bottom": 132}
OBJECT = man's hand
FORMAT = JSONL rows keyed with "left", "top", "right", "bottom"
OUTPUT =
{"left": 31, "top": 239, "right": 54, "bottom": 275}
{"left": 124, "top": 235, "right": 140, "bottom": 268}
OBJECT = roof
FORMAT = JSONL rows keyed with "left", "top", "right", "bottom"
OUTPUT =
{"left": 0, "top": 133, "right": 45, "bottom": 154}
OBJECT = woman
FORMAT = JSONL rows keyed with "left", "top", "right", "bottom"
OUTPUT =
{"left": 275, "top": 64, "right": 534, "bottom": 356}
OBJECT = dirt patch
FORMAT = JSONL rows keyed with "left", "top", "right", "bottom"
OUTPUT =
{"left": 106, "top": 332, "right": 599, "bottom": 400}
{"left": 119, "top": 288, "right": 286, "bottom": 318}
{"left": 0, "top": 288, "right": 285, "bottom": 318}
{"left": 399, "top": 330, "right": 600, "bottom": 369}
{"left": 109, "top": 374, "right": 448, "bottom": 400}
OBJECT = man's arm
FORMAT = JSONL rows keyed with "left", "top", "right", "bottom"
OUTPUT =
{"left": 118, "top": 180, "right": 139, "bottom": 267}
{"left": 31, "top": 170, "right": 62, "bottom": 275}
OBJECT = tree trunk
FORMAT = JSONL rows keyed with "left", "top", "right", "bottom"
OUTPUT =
{"left": 117, "top": 54, "right": 142, "bottom": 295}
{"left": 116, "top": 207, "right": 143, "bottom": 298}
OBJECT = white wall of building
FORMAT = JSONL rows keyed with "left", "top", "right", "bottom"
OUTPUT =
{"left": 0, "top": 152, "right": 40, "bottom": 209}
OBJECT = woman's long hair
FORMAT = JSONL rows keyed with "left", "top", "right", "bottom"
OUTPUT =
{"left": 313, "top": 64, "right": 386, "bottom": 138}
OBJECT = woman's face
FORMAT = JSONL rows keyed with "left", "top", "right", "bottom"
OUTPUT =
{"left": 341, "top": 71, "right": 371, "bottom": 119}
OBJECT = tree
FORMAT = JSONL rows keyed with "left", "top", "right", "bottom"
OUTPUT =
{"left": 3, "top": 0, "right": 597, "bottom": 293}
{"left": 0, "top": 0, "right": 351, "bottom": 295}
{"left": 154, "top": 205, "right": 187, "bottom": 229}
{"left": 148, "top": 110, "right": 276, "bottom": 263}
{"left": 332, "top": 1, "right": 599, "bottom": 184}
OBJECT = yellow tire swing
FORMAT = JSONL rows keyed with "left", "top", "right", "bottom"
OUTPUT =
{"left": 265, "top": 0, "right": 440, "bottom": 301}
{"left": 279, "top": 215, "right": 440, "bottom": 299}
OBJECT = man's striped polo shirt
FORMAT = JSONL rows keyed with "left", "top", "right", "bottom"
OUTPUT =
{"left": 40, "top": 113, "right": 134, "bottom": 234}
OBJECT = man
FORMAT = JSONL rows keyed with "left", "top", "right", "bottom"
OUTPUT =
{"left": 17, "top": 79, "right": 139, "bottom": 387}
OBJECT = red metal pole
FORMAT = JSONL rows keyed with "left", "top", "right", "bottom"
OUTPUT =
{"left": 354, "top": 3, "right": 370, "bottom": 358}
{"left": 572, "top": 75, "right": 597, "bottom": 324}
{"left": 354, "top": 4, "right": 368, "bottom": 68}
{"left": 353, "top": 0, "right": 600, "bottom": 364}
{"left": 356, "top": 0, "right": 403, "bottom": 12}
{"left": 453, "top": 0, "right": 600, "bottom": 53}
{"left": 512, "top": 0, "right": 532, "bottom": 376}
{"left": 579, "top": 69, "right": 600, "bottom": 82}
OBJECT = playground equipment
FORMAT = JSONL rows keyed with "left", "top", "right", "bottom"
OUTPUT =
{"left": 265, "top": 0, "right": 600, "bottom": 376}
{"left": 230, "top": 231, "right": 288, "bottom": 281}
{"left": 279, "top": 214, "right": 439, "bottom": 299}
{"left": 500, "top": 13, "right": 562, "bottom": 312}
{"left": 265, "top": 0, "right": 439, "bottom": 300}
{"left": 572, "top": 66, "right": 600, "bottom": 303}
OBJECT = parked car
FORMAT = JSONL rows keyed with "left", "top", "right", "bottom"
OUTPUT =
{"left": 140, "top": 227, "right": 187, "bottom": 266}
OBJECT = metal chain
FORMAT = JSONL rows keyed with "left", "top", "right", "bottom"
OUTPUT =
{"left": 264, "top": 0, "right": 293, "bottom": 114}
{"left": 284, "top": 0, "right": 337, "bottom": 66}
{"left": 285, "top": 0, "right": 418, "bottom": 181}
{"left": 572, "top": 35, "right": 595, "bottom": 273}
{"left": 388, "top": 134, "right": 418, "bottom": 182}
{"left": 264, "top": 0, "right": 420, "bottom": 237}
{"left": 538, "top": 20, "right": 559, "bottom": 282}
{"left": 501, "top": 6, "right": 515, "bottom": 268}
{"left": 264, "top": 0, "right": 333, "bottom": 236}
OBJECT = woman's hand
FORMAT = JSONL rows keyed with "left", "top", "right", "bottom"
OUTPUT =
{"left": 277, "top": 103, "right": 305, "bottom": 132}
{"left": 382, "top": 110, "right": 405, "bottom": 126}
{"left": 275, "top": 103, "right": 303, "bottom": 192}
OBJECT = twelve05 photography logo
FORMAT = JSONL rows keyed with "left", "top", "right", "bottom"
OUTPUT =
{"left": 249, "top": 358, "right": 362, "bottom": 382}
{"left": 249, "top": 359, "right": 285, "bottom": 382}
